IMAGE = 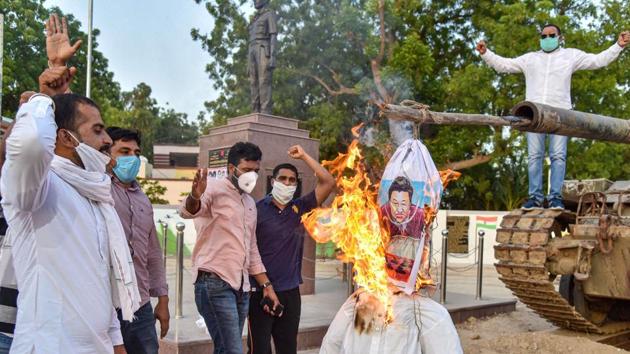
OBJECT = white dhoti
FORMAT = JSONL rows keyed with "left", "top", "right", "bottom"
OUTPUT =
{"left": 320, "top": 292, "right": 463, "bottom": 354}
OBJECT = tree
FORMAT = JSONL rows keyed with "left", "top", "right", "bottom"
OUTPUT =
{"left": 0, "top": 0, "right": 122, "bottom": 118}
{"left": 194, "top": 0, "right": 629, "bottom": 210}
{"left": 138, "top": 178, "right": 169, "bottom": 204}
{"left": 155, "top": 108, "right": 200, "bottom": 146}
{"left": 104, "top": 82, "right": 200, "bottom": 162}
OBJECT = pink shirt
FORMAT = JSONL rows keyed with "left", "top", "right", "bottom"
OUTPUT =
{"left": 179, "top": 177, "right": 265, "bottom": 291}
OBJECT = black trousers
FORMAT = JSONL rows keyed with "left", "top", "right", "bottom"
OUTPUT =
{"left": 248, "top": 287, "right": 301, "bottom": 354}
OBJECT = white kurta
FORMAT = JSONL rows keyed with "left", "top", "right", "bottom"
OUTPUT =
{"left": 320, "top": 292, "right": 463, "bottom": 354}
{"left": 0, "top": 96, "right": 123, "bottom": 353}
{"left": 481, "top": 43, "right": 623, "bottom": 109}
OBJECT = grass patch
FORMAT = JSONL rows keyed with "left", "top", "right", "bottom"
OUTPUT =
{"left": 155, "top": 224, "right": 192, "bottom": 257}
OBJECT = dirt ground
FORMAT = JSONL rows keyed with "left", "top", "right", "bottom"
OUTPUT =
{"left": 456, "top": 305, "right": 628, "bottom": 354}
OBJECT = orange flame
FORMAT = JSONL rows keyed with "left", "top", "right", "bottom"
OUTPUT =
{"left": 302, "top": 127, "right": 462, "bottom": 319}
{"left": 302, "top": 126, "right": 392, "bottom": 317}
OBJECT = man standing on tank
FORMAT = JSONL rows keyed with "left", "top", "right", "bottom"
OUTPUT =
{"left": 477, "top": 25, "right": 629, "bottom": 211}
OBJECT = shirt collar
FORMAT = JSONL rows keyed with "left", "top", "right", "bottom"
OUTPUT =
{"left": 222, "top": 176, "right": 241, "bottom": 194}
{"left": 262, "top": 193, "right": 295, "bottom": 209}
{"left": 111, "top": 174, "right": 140, "bottom": 191}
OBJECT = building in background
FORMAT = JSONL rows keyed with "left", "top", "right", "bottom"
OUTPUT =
{"left": 139, "top": 144, "right": 199, "bottom": 206}
{"left": 153, "top": 144, "right": 199, "bottom": 179}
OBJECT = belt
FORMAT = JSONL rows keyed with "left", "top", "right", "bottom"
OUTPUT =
{"left": 197, "top": 270, "right": 221, "bottom": 281}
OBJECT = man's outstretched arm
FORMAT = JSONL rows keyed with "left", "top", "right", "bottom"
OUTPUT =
{"left": 476, "top": 40, "right": 527, "bottom": 74}
{"left": 573, "top": 31, "right": 628, "bottom": 71}
{"left": 1, "top": 67, "right": 75, "bottom": 211}
{"left": 288, "top": 145, "right": 335, "bottom": 206}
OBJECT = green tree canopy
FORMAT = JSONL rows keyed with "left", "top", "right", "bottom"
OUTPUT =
{"left": 193, "top": 0, "right": 629, "bottom": 210}
{"left": 1, "top": 0, "right": 122, "bottom": 117}
{"left": 1, "top": 0, "right": 200, "bottom": 163}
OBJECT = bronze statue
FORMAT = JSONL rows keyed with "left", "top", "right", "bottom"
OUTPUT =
{"left": 248, "top": 0, "right": 278, "bottom": 114}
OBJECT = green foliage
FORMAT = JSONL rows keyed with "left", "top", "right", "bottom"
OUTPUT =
{"left": 192, "top": 0, "right": 629, "bottom": 210}
{"left": 1, "top": 0, "right": 122, "bottom": 118}
{"left": 138, "top": 178, "right": 169, "bottom": 205}
{"left": 104, "top": 83, "right": 201, "bottom": 161}
{"left": 1, "top": 1, "right": 200, "bottom": 162}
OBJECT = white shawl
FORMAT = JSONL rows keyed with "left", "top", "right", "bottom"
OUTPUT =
{"left": 50, "top": 156, "right": 141, "bottom": 320}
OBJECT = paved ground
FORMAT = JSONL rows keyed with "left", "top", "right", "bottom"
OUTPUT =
{"left": 157, "top": 257, "right": 514, "bottom": 345}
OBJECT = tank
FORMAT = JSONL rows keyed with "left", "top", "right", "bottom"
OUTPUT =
{"left": 380, "top": 101, "right": 630, "bottom": 333}
{"left": 495, "top": 180, "right": 630, "bottom": 333}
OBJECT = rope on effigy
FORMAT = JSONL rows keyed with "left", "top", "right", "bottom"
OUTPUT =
{"left": 400, "top": 100, "right": 431, "bottom": 125}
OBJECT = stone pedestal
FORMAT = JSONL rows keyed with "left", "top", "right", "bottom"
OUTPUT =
{"left": 198, "top": 113, "right": 319, "bottom": 295}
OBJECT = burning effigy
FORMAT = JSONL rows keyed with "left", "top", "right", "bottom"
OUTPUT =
{"left": 302, "top": 129, "right": 463, "bottom": 353}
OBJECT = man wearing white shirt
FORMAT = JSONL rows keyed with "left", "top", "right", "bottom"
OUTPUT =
{"left": 477, "top": 24, "right": 629, "bottom": 210}
{"left": 0, "top": 66, "right": 134, "bottom": 353}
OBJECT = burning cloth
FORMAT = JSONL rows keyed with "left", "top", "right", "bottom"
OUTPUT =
{"left": 317, "top": 138, "right": 462, "bottom": 353}
{"left": 320, "top": 290, "right": 462, "bottom": 354}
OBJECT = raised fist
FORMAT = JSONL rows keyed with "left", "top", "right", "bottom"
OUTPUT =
{"left": 476, "top": 40, "right": 487, "bottom": 55}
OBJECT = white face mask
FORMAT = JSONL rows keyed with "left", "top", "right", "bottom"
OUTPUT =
{"left": 67, "top": 131, "right": 111, "bottom": 174}
{"left": 271, "top": 180, "right": 297, "bottom": 205}
{"left": 233, "top": 168, "right": 258, "bottom": 194}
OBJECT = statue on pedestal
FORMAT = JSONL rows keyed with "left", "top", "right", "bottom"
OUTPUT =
{"left": 248, "top": 0, "right": 277, "bottom": 114}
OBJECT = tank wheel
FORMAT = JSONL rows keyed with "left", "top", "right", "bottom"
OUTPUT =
{"left": 559, "top": 274, "right": 608, "bottom": 325}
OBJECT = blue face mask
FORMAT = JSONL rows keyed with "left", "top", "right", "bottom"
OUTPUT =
{"left": 113, "top": 156, "right": 141, "bottom": 183}
{"left": 540, "top": 37, "right": 559, "bottom": 52}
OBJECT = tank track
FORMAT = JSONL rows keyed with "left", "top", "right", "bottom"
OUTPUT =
{"left": 494, "top": 209, "right": 630, "bottom": 334}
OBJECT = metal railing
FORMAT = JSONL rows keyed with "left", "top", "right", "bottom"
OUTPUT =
{"left": 440, "top": 229, "right": 448, "bottom": 303}
{"left": 160, "top": 220, "right": 168, "bottom": 269}
{"left": 438, "top": 228, "right": 486, "bottom": 304}
{"left": 175, "top": 222, "right": 185, "bottom": 319}
{"left": 476, "top": 230, "right": 485, "bottom": 300}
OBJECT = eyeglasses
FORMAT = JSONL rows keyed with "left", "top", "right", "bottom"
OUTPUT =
{"left": 540, "top": 33, "right": 557, "bottom": 39}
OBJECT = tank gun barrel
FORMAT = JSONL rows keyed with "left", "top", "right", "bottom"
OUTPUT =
{"left": 381, "top": 101, "right": 630, "bottom": 144}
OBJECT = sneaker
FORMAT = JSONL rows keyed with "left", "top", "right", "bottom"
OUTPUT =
{"left": 548, "top": 199, "right": 565, "bottom": 210}
{"left": 521, "top": 199, "right": 543, "bottom": 210}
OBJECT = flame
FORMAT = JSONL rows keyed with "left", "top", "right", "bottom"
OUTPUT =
{"left": 302, "top": 126, "right": 462, "bottom": 320}
{"left": 302, "top": 125, "right": 392, "bottom": 317}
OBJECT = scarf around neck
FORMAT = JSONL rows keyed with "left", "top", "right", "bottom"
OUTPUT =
{"left": 50, "top": 155, "right": 141, "bottom": 321}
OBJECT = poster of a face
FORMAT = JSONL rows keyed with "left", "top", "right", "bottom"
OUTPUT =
{"left": 380, "top": 176, "right": 426, "bottom": 282}
{"left": 378, "top": 140, "right": 442, "bottom": 293}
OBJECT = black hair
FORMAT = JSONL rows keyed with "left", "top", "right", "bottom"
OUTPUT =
{"left": 541, "top": 23, "right": 562, "bottom": 35}
{"left": 106, "top": 126, "right": 142, "bottom": 146}
{"left": 272, "top": 163, "right": 298, "bottom": 179}
{"left": 227, "top": 142, "right": 262, "bottom": 167}
{"left": 266, "top": 163, "right": 302, "bottom": 197}
{"left": 388, "top": 176, "right": 414, "bottom": 200}
{"left": 52, "top": 93, "right": 100, "bottom": 132}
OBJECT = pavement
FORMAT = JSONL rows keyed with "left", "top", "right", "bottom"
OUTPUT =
{"left": 156, "top": 257, "right": 515, "bottom": 353}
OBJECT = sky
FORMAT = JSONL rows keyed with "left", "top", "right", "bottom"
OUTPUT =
{"left": 46, "top": 0, "right": 219, "bottom": 121}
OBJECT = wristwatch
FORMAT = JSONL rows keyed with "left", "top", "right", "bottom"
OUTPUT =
{"left": 261, "top": 281, "right": 272, "bottom": 289}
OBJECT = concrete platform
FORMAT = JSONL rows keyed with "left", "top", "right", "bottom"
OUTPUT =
{"left": 157, "top": 260, "right": 515, "bottom": 353}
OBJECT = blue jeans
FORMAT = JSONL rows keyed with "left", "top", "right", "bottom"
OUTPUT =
{"left": 117, "top": 302, "right": 159, "bottom": 354}
{"left": 527, "top": 132, "right": 568, "bottom": 203}
{"left": 0, "top": 333, "right": 12, "bottom": 354}
{"left": 194, "top": 274, "right": 249, "bottom": 354}
{"left": 388, "top": 119, "right": 414, "bottom": 146}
